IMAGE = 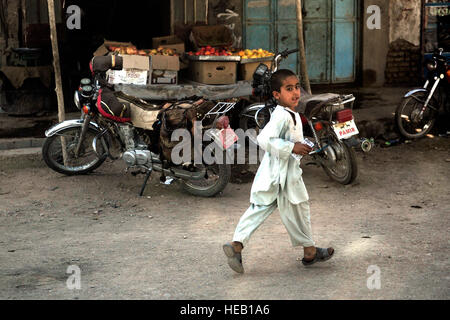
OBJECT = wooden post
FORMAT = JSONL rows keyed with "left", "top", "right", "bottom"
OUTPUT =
{"left": 47, "top": 0, "right": 64, "bottom": 121}
{"left": 47, "top": 0, "right": 68, "bottom": 164}
{"left": 20, "top": 0, "right": 25, "bottom": 46}
{"left": 205, "top": 0, "right": 209, "bottom": 24}
{"left": 295, "top": 0, "right": 312, "bottom": 95}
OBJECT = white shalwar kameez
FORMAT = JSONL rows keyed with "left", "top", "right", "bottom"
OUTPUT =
{"left": 233, "top": 106, "right": 315, "bottom": 248}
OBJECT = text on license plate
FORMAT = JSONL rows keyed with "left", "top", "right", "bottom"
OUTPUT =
{"left": 333, "top": 119, "right": 359, "bottom": 140}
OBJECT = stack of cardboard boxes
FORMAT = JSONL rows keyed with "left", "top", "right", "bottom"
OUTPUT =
{"left": 91, "top": 27, "right": 276, "bottom": 87}
{"left": 94, "top": 37, "right": 184, "bottom": 86}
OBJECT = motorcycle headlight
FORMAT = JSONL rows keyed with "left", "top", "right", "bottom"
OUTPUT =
{"left": 74, "top": 91, "right": 81, "bottom": 110}
{"left": 253, "top": 63, "right": 269, "bottom": 85}
{"left": 426, "top": 60, "right": 437, "bottom": 71}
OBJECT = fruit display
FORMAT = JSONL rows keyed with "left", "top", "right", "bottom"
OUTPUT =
{"left": 187, "top": 45, "right": 233, "bottom": 57}
{"left": 108, "top": 46, "right": 179, "bottom": 56}
{"left": 147, "top": 47, "right": 179, "bottom": 56}
{"left": 234, "top": 48, "right": 274, "bottom": 60}
{"left": 109, "top": 45, "right": 138, "bottom": 55}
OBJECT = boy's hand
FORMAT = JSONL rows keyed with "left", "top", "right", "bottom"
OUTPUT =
{"left": 293, "top": 142, "right": 313, "bottom": 156}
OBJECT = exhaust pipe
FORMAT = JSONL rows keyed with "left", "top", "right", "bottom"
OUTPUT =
{"left": 151, "top": 163, "right": 207, "bottom": 180}
{"left": 360, "top": 138, "right": 373, "bottom": 153}
{"left": 345, "top": 137, "right": 373, "bottom": 153}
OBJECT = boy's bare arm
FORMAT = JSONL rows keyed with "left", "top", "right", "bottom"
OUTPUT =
{"left": 293, "top": 142, "right": 313, "bottom": 156}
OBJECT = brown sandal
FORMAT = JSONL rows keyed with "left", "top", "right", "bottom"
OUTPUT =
{"left": 223, "top": 243, "right": 244, "bottom": 274}
{"left": 302, "top": 247, "right": 335, "bottom": 266}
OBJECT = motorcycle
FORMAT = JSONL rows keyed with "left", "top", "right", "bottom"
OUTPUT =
{"left": 395, "top": 47, "right": 450, "bottom": 139}
{"left": 239, "top": 49, "right": 371, "bottom": 185}
{"left": 42, "top": 56, "right": 236, "bottom": 197}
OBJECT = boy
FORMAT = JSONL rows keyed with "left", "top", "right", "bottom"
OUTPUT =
{"left": 223, "top": 69, "right": 334, "bottom": 274}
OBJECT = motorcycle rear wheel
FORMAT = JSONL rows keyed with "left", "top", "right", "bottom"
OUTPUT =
{"left": 395, "top": 93, "right": 438, "bottom": 139}
{"left": 181, "top": 163, "right": 231, "bottom": 197}
{"left": 42, "top": 127, "right": 107, "bottom": 175}
{"left": 319, "top": 135, "right": 358, "bottom": 185}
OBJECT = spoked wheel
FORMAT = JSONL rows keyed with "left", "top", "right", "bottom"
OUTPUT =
{"left": 181, "top": 162, "right": 231, "bottom": 197}
{"left": 318, "top": 133, "right": 358, "bottom": 185}
{"left": 395, "top": 92, "right": 438, "bottom": 139}
{"left": 42, "top": 127, "right": 107, "bottom": 175}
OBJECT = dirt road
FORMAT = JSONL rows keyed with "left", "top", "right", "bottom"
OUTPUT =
{"left": 0, "top": 137, "right": 449, "bottom": 300}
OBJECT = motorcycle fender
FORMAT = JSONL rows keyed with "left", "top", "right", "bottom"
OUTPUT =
{"left": 242, "top": 103, "right": 268, "bottom": 114}
{"left": 343, "top": 136, "right": 358, "bottom": 147}
{"left": 404, "top": 88, "right": 427, "bottom": 98}
{"left": 45, "top": 119, "right": 102, "bottom": 138}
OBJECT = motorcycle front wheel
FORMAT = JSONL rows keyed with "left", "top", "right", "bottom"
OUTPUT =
{"left": 42, "top": 127, "right": 107, "bottom": 175}
{"left": 395, "top": 93, "right": 438, "bottom": 139}
{"left": 318, "top": 134, "right": 358, "bottom": 185}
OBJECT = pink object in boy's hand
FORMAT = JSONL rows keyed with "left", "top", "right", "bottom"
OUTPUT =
{"left": 216, "top": 116, "right": 230, "bottom": 130}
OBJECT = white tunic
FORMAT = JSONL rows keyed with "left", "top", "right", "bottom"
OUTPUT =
{"left": 250, "top": 106, "right": 309, "bottom": 205}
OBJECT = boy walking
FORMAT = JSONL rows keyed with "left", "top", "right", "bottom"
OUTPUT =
{"left": 223, "top": 69, "right": 334, "bottom": 273}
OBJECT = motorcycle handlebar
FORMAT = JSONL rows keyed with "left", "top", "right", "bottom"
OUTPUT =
{"left": 272, "top": 48, "right": 299, "bottom": 72}
{"left": 282, "top": 48, "right": 299, "bottom": 57}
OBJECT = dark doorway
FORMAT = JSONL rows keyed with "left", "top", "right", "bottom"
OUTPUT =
{"left": 60, "top": 0, "right": 171, "bottom": 110}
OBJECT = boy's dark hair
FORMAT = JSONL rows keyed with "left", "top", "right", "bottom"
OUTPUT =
{"left": 270, "top": 69, "right": 297, "bottom": 93}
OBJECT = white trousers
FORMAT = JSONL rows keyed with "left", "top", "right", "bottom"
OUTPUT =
{"left": 233, "top": 192, "right": 316, "bottom": 248}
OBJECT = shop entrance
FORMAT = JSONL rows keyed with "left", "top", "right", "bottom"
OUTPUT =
{"left": 52, "top": 0, "right": 171, "bottom": 110}
{"left": 63, "top": 0, "right": 171, "bottom": 77}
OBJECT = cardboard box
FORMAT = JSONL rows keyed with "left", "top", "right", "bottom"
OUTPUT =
{"left": 106, "top": 54, "right": 151, "bottom": 86}
{"left": 94, "top": 40, "right": 134, "bottom": 57}
{"left": 149, "top": 55, "right": 180, "bottom": 85}
{"left": 189, "top": 61, "right": 237, "bottom": 85}
{"left": 150, "top": 55, "right": 180, "bottom": 71}
{"left": 152, "top": 35, "right": 185, "bottom": 54}
{"left": 107, "top": 69, "right": 149, "bottom": 86}
{"left": 107, "top": 55, "right": 150, "bottom": 86}
{"left": 107, "top": 54, "right": 180, "bottom": 86}
{"left": 239, "top": 61, "right": 272, "bottom": 81}
{"left": 150, "top": 70, "right": 178, "bottom": 84}
{"left": 121, "top": 54, "right": 150, "bottom": 70}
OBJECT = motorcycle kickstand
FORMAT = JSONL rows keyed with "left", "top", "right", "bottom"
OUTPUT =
{"left": 139, "top": 169, "right": 153, "bottom": 197}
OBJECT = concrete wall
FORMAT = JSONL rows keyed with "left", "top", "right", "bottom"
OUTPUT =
{"left": 172, "top": 0, "right": 423, "bottom": 87}
{"left": 171, "top": 0, "right": 243, "bottom": 48}
{"left": 362, "top": 0, "right": 422, "bottom": 87}
{"left": 208, "top": 0, "right": 243, "bottom": 48}
{"left": 362, "top": 0, "right": 390, "bottom": 87}
{"left": 389, "top": 0, "right": 422, "bottom": 46}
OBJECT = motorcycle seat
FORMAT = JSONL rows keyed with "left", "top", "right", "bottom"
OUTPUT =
{"left": 297, "top": 93, "right": 340, "bottom": 116}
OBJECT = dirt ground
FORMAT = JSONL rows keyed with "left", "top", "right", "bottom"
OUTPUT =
{"left": 0, "top": 136, "right": 449, "bottom": 300}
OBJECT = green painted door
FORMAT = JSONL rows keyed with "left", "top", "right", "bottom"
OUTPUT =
{"left": 244, "top": 0, "right": 359, "bottom": 84}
